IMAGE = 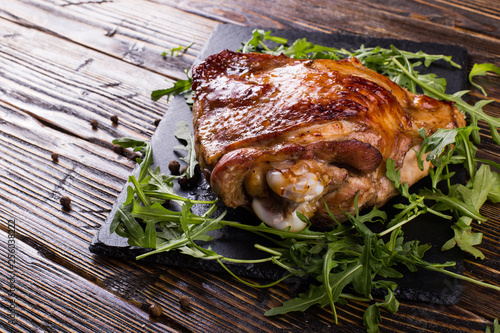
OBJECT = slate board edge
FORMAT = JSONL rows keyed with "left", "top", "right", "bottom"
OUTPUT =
{"left": 90, "top": 23, "right": 469, "bottom": 305}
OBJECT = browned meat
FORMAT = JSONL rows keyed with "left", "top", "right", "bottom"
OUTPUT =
{"left": 191, "top": 50, "right": 466, "bottom": 231}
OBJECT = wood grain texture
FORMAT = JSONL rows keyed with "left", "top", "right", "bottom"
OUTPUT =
{"left": 0, "top": 229, "right": 177, "bottom": 332}
{"left": 1, "top": 0, "right": 217, "bottom": 80}
{"left": 0, "top": 0, "right": 499, "bottom": 332}
{"left": 0, "top": 17, "right": 172, "bottom": 143}
{"left": 151, "top": 0, "right": 500, "bottom": 61}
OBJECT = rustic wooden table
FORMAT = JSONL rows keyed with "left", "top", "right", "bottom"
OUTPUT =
{"left": 1, "top": 0, "right": 499, "bottom": 332}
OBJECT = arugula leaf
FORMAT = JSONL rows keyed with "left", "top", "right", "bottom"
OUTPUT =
{"left": 436, "top": 164, "right": 496, "bottom": 258}
{"left": 174, "top": 121, "right": 198, "bottom": 178}
{"left": 265, "top": 284, "right": 329, "bottom": 316}
{"left": 355, "top": 235, "right": 374, "bottom": 298}
{"left": 132, "top": 201, "right": 179, "bottom": 224}
{"left": 469, "top": 63, "right": 500, "bottom": 96}
{"left": 420, "top": 188, "right": 486, "bottom": 222}
{"left": 117, "top": 203, "right": 144, "bottom": 245}
{"left": 487, "top": 172, "right": 500, "bottom": 203}
{"left": 240, "top": 29, "right": 288, "bottom": 54}
{"left": 110, "top": 186, "right": 135, "bottom": 233}
{"left": 151, "top": 78, "right": 192, "bottom": 102}
{"left": 391, "top": 57, "right": 499, "bottom": 144}
{"left": 442, "top": 222, "right": 484, "bottom": 259}
{"left": 363, "top": 303, "right": 381, "bottom": 333}
{"left": 111, "top": 30, "right": 500, "bottom": 333}
{"left": 417, "top": 127, "right": 466, "bottom": 164}
{"left": 385, "top": 159, "right": 404, "bottom": 193}
{"left": 363, "top": 281, "right": 399, "bottom": 333}
{"left": 485, "top": 318, "right": 500, "bottom": 333}
{"left": 129, "top": 175, "right": 151, "bottom": 206}
{"left": 144, "top": 221, "right": 157, "bottom": 249}
{"left": 461, "top": 164, "right": 493, "bottom": 218}
{"left": 113, "top": 137, "right": 153, "bottom": 181}
{"left": 163, "top": 38, "right": 194, "bottom": 58}
{"left": 112, "top": 137, "right": 148, "bottom": 149}
{"left": 148, "top": 166, "right": 176, "bottom": 195}
{"left": 328, "top": 262, "right": 363, "bottom": 307}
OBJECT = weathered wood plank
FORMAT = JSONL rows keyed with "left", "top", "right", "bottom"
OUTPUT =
{"left": 0, "top": 104, "right": 272, "bottom": 332}
{"left": 0, "top": 100, "right": 356, "bottom": 332}
{"left": 0, "top": 17, "right": 174, "bottom": 144}
{"left": 2, "top": 0, "right": 499, "bottom": 151}
{"left": 0, "top": 0, "right": 499, "bottom": 332}
{"left": 2, "top": 97, "right": 498, "bottom": 332}
{"left": 150, "top": 0, "right": 500, "bottom": 63}
{"left": 1, "top": 88, "right": 499, "bottom": 332}
{"left": 0, "top": 228, "right": 177, "bottom": 332}
{"left": 1, "top": 0, "right": 217, "bottom": 80}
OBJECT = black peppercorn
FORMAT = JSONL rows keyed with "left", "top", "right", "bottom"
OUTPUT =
{"left": 51, "top": 152, "right": 59, "bottom": 162}
{"left": 60, "top": 196, "right": 71, "bottom": 208}
{"left": 112, "top": 144, "right": 123, "bottom": 155}
{"left": 178, "top": 176, "right": 189, "bottom": 188}
{"left": 110, "top": 114, "right": 119, "bottom": 125}
{"left": 179, "top": 296, "right": 190, "bottom": 308}
{"left": 90, "top": 119, "right": 98, "bottom": 129}
{"left": 129, "top": 152, "right": 141, "bottom": 162}
{"left": 148, "top": 303, "right": 163, "bottom": 317}
{"left": 168, "top": 160, "right": 181, "bottom": 175}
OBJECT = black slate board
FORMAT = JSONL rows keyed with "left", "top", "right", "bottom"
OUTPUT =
{"left": 90, "top": 24, "right": 468, "bottom": 304}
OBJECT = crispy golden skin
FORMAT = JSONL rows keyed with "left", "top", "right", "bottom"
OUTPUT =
{"left": 191, "top": 50, "right": 465, "bottom": 230}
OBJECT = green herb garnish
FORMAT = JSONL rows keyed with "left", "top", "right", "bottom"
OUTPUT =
{"left": 174, "top": 121, "right": 198, "bottom": 179}
{"left": 151, "top": 68, "right": 192, "bottom": 102}
{"left": 112, "top": 131, "right": 500, "bottom": 331}
{"left": 469, "top": 63, "right": 500, "bottom": 96}
{"left": 486, "top": 318, "right": 500, "bottom": 333}
{"left": 116, "top": 30, "right": 500, "bottom": 332}
{"left": 162, "top": 38, "right": 194, "bottom": 58}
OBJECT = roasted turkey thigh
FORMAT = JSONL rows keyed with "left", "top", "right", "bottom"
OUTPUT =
{"left": 191, "top": 50, "right": 466, "bottom": 231}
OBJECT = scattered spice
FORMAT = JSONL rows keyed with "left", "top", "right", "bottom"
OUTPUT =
{"left": 154, "top": 118, "right": 161, "bottom": 127}
{"left": 178, "top": 175, "right": 197, "bottom": 188}
{"left": 178, "top": 176, "right": 189, "bottom": 188}
{"left": 90, "top": 119, "right": 99, "bottom": 129}
{"left": 177, "top": 166, "right": 199, "bottom": 188}
{"left": 60, "top": 196, "right": 71, "bottom": 209}
{"left": 179, "top": 296, "right": 190, "bottom": 308}
{"left": 129, "top": 152, "right": 141, "bottom": 162}
{"left": 168, "top": 160, "right": 181, "bottom": 175}
{"left": 110, "top": 114, "right": 119, "bottom": 125}
{"left": 112, "top": 144, "right": 124, "bottom": 155}
{"left": 148, "top": 303, "right": 163, "bottom": 317}
{"left": 51, "top": 152, "right": 59, "bottom": 162}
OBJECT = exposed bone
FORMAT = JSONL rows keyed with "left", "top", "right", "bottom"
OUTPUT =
{"left": 251, "top": 198, "right": 307, "bottom": 231}
{"left": 266, "top": 169, "right": 324, "bottom": 203}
